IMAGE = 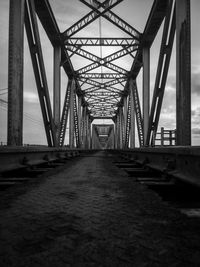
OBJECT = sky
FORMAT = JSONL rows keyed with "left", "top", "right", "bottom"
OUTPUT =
{"left": 0, "top": 0, "right": 200, "bottom": 146}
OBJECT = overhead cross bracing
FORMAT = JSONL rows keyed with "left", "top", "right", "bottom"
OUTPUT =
{"left": 6, "top": 0, "right": 191, "bottom": 149}
{"left": 64, "top": 0, "right": 140, "bottom": 121}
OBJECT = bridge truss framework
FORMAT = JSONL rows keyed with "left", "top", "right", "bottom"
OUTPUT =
{"left": 7, "top": 0, "right": 191, "bottom": 148}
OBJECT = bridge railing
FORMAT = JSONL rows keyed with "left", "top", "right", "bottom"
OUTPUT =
{"left": 153, "top": 127, "right": 176, "bottom": 146}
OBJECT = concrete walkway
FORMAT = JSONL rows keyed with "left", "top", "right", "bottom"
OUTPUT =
{"left": 0, "top": 151, "right": 200, "bottom": 266}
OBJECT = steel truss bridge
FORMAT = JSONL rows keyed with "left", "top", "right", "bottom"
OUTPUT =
{"left": 1, "top": 0, "right": 200, "bottom": 185}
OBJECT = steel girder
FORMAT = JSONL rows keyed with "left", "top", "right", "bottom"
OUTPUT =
{"left": 124, "top": 96, "right": 131, "bottom": 148}
{"left": 7, "top": 0, "right": 25, "bottom": 146}
{"left": 114, "top": 0, "right": 173, "bottom": 148}
{"left": 84, "top": 86, "right": 122, "bottom": 94}
{"left": 77, "top": 73, "right": 127, "bottom": 79}
{"left": 24, "top": 0, "right": 57, "bottom": 147}
{"left": 67, "top": 45, "right": 136, "bottom": 74}
{"left": 9, "top": 0, "right": 181, "bottom": 148}
{"left": 73, "top": 95, "right": 80, "bottom": 148}
{"left": 86, "top": 92, "right": 121, "bottom": 97}
{"left": 129, "top": 79, "right": 144, "bottom": 147}
{"left": 62, "top": 0, "right": 141, "bottom": 121}
{"left": 62, "top": 0, "right": 140, "bottom": 40}
{"left": 146, "top": 0, "right": 176, "bottom": 146}
{"left": 64, "top": 38, "right": 136, "bottom": 47}
{"left": 62, "top": 0, "right": 124, "bottom": 38}
{"left": 176, "top": 0, "right": 191, "bottom": 145}
{"left": 79, "top": 78, "right": 126, "bottom": 90}
{"left": 78, "top": 0, "right": 141, "bottom": 40}
{"left": 33, "top": 0, "right": 89, "bottom": 147}
{"left": 59, "top": 80, "right": 72, "bottom": 146}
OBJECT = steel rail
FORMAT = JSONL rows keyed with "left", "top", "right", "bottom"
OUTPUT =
{"left": 113, "top": 147, "right": 200, "bottom": 187}
{"left": 0, "top": 147, "right": 85, "bottom": 173}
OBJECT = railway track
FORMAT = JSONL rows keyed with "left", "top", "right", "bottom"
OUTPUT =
{"left": 1, "top": 147, "right": 200, "bottom": 220}
{"left": 0, "top": 148, "right": 86, "bottom": 190}
{"left": 114, "top": 153, "right": 200, "bottom": 219}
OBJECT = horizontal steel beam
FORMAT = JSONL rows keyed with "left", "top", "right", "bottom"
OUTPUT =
{"left": 64, "top": 38, "right": 137, "bottom": 46}
{"left": 62, "top": 0, "right": 123, "bottom": 39}
{"left": 92, "top": 116, "right": 113, "bottom": 120}
{"left": 80, "top": 0, "right": 141, "bottom": 39}
{"left": 87, "top": 92, "right": 121, "bottom": 96}
{"left": 77, "top": 73, "right": 127, "bottom": 79}
{"left": 79, "top": 77, "right": 126, "bottom": 88}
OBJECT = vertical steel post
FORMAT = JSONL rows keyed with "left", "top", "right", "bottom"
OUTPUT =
{"left": 78, "top": 96, "right": 82, "bottom": 144}
{"left": 7, "top": 0, "right": 25, "bottom": 146}
{"left": 88, "top": 119, "right": 91, "bottom": 149}
{"left": 110, "top": 126, "right": 115, "bottom": 149}
{"left": 143, "top": 46, "right": 150, "bottom": 145}
{"left": 114, "top": 121, "right": 117, "bottom": 149}
{"left": 161, "top": 127, "right": 164, "bottom": 146}
{"left": 116, "top": 115, "right": 120, "bottom": 149}
{"left": 169, "top": 131, "right": 172, "bottom": 145}
{"left": 69, "top": 79, "right": 75, "bottom": 148}
{"left": 82, "top": 106, "right": 87, "bottom": 148}
{"left": 176, "top": 0, "right": 191, "bottom": 145}
{"left": 53, "top": 45, "right": 61, "bottom": 144}
{"left": 123, "top": 96, "right": 128, "bottom": 144}
{"left": 124, "top": 96, "right": 128, "bottom": 136}
{"left": 119, "top": 107, "right": 123, "bottom": 149}
{"left": 129, "top": 82, "right": 135, "bottom": 148}
{"left": 85, "top": 112, "right": 89, "bottom": 149}
{"left": 92, "top": 125, "right": 95, "bottom": 149}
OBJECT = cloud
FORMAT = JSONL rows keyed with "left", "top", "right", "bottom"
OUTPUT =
{"left": 24, "top": 92, "right": 39, "bottom": 103}
{"left": 49, "top": 0, "right": 89, "bottom": 32}
{"left": 192, "top": 108, "right": 200, "bottom": 141}
{"left": 192, "top": 127, "right": 200, "bottom": 135}
{"left": 191, "top": 72, "right": 200, "bottom": 95}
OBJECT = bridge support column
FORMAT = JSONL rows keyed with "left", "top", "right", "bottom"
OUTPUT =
{"left": 143, "top": 46, "right": 150, "bottom": 145}
{"left": 176, "top": 0, "right": 191, "bottom": 145}
{"left": 87, "top": 117, "right": 92, "bottom": 149}
{"left": 123, "top": 96, "right": 128, "bottom": 147}
{"left": 69, "top": 79, "right": 75, "bottom": 148}
{"left": 119, "top": 107, "right": 124, "bottom": 149}
{"left": 78, "top": 96, "right": 82, "bottom": 144}
{"left": 129, "top": 81, "right": 135, "bottom": 148}
{"left": 114, "top": 119, "right": 117, "bottom": 149}
{"left": 7, "top": 0, "right": 25, "bottom": 146}
{"left": 92, "top": 125, "right": 95, "bottom": 149}
{"left": 53, "top": 45, "right": 61, "bottom": 144}
{"left": 115, "top": 114, "right": 120, "bottom": 149}
{"left": 82, "top": 106, "right": 87, "bottom": 149}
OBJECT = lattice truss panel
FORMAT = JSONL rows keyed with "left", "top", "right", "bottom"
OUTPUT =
{"left": 63, "top": 0, "right": 141, "bottom": 119}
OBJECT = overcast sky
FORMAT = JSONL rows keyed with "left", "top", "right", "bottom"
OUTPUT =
{"left": 0, "top": 0, "right": 200, "bottom": 146}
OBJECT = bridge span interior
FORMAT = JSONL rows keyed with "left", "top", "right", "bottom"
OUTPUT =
{"left": 1, "top": 1, "right": 200, "bottom": 266}
{"left": 2, "top": 0, "right": 193, "bottom": 149}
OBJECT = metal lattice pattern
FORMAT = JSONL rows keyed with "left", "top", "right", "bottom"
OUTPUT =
{"left": 7, "top": 0, "right": 179, "bottom": 148}
{"left": 131, "top": 80, "right": 144, "bottom": 147}
{"left": 63, "top": 0, "right": 141, "bottom": 120}
{"left": 59, "top": 80, "right": 72, "bottom": 146}
{"left": 73, "top": 95, "right": 80, "bottom": 147}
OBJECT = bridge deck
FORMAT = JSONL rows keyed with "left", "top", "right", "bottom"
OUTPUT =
{"left": 0, "top": 151, "right": 200, "bottom": 266}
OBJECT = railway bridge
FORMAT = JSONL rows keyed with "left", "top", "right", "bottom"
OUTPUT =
{"left": 1, "top": 0, "right": 200, "bottom": 266}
